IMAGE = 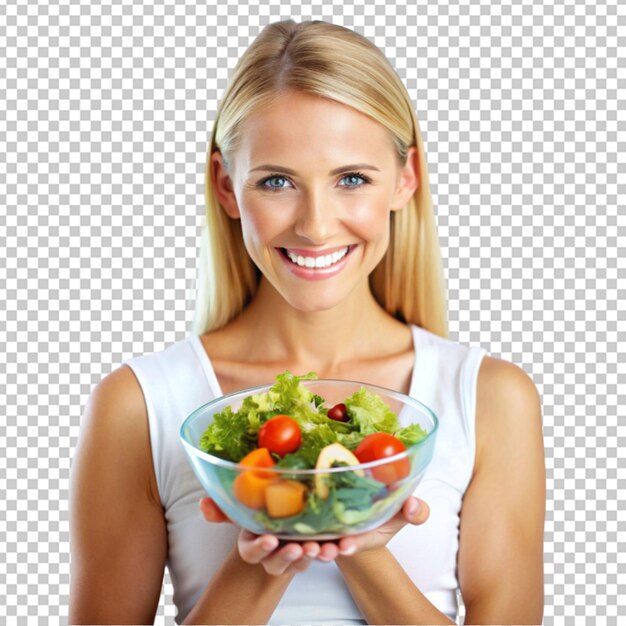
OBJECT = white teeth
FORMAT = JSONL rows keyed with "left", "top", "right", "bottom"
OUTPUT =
{"left": 285, "top": 246, "right": 350, "bottom": 269}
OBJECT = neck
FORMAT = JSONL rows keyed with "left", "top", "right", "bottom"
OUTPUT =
{"left": 232, "top": 277, "right": 400, "bottom": 373}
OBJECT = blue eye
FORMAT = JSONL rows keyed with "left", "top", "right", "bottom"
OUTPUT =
{"left": 260, "top": 176, "right": 289, "bottom": 190}
{"left": 256, "top": 171, "right": 372, "bottom": 192}
{"left": 341, "top": 173, "right": 371, "bottom": 188}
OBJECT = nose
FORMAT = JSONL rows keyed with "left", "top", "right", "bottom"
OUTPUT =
{"left": 293, "top": 192, "right": 338, "bottom": 244}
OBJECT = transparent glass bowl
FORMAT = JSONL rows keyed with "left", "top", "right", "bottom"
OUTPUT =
{"left": 180, "top": 379, "right": 438, "bottom": 540}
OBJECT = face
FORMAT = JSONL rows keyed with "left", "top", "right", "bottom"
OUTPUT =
{"left": 211, "top": 89, "right": 419, "bottom": 313}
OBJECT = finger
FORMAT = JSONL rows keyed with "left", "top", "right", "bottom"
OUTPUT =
{"left": 261, "top": 542, "right": 305, "bottom": 576}
{"left": 238, "top": 530, "right": 279, "bottom": 564}
{"left": 289, "top": 542, "right": 319, "bottom": 572}
{"left": 404, "top": 497, "right": 430, "bottom": 525}
{"left": 290, "top": 553, "right": 316, "bottom": 573}
{"left": 317, "top": 541, "right": 340, "bottom": 562}
{"left": 337, "top": 538, "right": 358, "bottom": 556}
{"left": 291, "top": 541, "right": 320, "bottom": 567}
{"left": 301, "top": 541, "right": 321, "bottom": 559}
{"left": 199, "top": 497, "right": 232, "bottom": 523}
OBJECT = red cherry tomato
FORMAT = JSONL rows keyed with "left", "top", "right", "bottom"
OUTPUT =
{"left": 327, "top": 403, "right": 348, "bottom": 422}
{"left": 354, "top": 432, "right": 410, "bottom": 485}
{"left": 258, "top": 415, "right": 302, "bottom": 457}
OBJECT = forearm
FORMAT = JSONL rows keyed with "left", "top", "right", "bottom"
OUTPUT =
{"left": 182, "top": 544, "right": 296, "bottom": 625}
{"left": 336, "top": 546, "right": 456, "bottom": 625}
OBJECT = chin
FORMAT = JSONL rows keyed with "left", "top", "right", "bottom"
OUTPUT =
{"left": 279, "top": 291, "right": 347, "bottom": 314}
{"left": 290, "top": 298, "right": 342, "bottom": 314}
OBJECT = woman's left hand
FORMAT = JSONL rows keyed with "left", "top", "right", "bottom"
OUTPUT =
{"left": 334, "top": 496, "right": 430, "bottom": 557}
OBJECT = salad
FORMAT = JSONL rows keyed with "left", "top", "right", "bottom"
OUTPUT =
{"left": 197, "top": 371, "right": 428, "bottom": 535}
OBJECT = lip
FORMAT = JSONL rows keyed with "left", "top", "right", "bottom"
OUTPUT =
{"left": 278, "top": 245, "right": 356, "bottom": 281}
{"left": 284, "top": 245, "right": 350, "bottom": 258}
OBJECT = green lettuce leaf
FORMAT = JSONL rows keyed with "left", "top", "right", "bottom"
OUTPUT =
{"left": 335, "top": 430, "right": 367, "bottom": 451}
{"left": 197, "top": 370, "right": 324, "bottom": 462}
{"left": 197, "top": 405, "right": 257, "bottom": 461}
{"left": 344, "top": 387, "right": 401, "bottom": 434}
{"left": 394, "top": 421, "right": 429, "bottom": 447}
{"left": 290, "top": 424, "right": 339, "bottom": 466}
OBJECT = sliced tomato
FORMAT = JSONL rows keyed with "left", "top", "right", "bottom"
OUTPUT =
{"left": 354, "top": 432, "right": 410, "bottom": 485}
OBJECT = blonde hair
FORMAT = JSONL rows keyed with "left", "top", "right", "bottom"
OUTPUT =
{"left": 192, "top": 19, "right": 448, "bottom": 338}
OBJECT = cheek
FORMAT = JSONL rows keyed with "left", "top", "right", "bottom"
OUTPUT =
{"left": 239, "top": 199, "right": 277, "bottom": 239}
{"left": 348, "top": 196, "right": 393, "bottom": 239}
{"left": 239, "top": 201, "right": 289, "bottom": 245}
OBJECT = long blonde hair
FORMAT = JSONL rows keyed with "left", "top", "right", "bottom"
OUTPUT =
{"left": 192, "top": 19, "right": 448, "bottom": 338}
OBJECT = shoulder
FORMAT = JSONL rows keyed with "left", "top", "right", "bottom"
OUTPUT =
{"left": 82, "top": 364, "right": 151, "bottom": 460}
{"left": 87, "top": 364, "right": 148, "bottom": 421}
{"left": 78, "top": 365, "right": 160, "bottom": 507}
{"left": 474, "top": 356, "right": 543, "bottom": 474}
{"left": 476, "top": 355, "right": 540, "bottom": 404}
{"left": 476, "top": 356, "right": 541, "bottom": 415}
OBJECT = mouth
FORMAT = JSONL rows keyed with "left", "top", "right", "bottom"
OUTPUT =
{"left": 279, "top": 245, "right": 354, "bottom": 269}
{"left": 277, "top": 245, "right": 357, "bottom": 281}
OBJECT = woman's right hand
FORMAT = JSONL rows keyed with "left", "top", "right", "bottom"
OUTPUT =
{"left": 200, "top": 497, "right": 342, "bottom": 576}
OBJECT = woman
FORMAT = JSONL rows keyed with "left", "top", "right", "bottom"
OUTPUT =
{"left": 69, "top": 19, "right": 546, "bottom": 625}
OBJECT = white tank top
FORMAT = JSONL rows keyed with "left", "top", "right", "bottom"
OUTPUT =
{"left": 122, "top": 324, "right": 487, "bottom": 625}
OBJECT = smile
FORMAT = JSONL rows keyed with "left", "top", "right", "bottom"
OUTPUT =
{"left": 277, "top": 245, "right": 357, "bottom": 281}
{"left": 284, "top": 246, "right": 350, "bottom": 269}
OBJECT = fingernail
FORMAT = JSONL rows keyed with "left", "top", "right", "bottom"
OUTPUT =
{"left": 262, "top": 538, "right": 276, "bottom": 551}
{"left": 285, "top": 550, "right": 299, "bottom": 561}
{"left": 340, "top": 545, "right": 357, "bottom": 556}
{"left": 408, "top": 499, "right": 421, "bottom": 516}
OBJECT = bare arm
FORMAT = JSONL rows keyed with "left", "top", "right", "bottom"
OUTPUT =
{"left": 336, "top": 547, "right": 455, "bottom": 625}
{"left": 69, "top": 365, "right": 168, "bottom": 624}
{"left": 70, "top": 365, "right": 302, "bottom": 625}
{"left": 182, "top": 543, "right": 297, "bottom": 624}
{"left": 459, "top": 357, "right": 546, "bottom": 624}
{"left": 186, "top": 498, "right": 338, "bottom": 623}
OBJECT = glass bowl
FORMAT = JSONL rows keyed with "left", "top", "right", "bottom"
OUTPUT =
{"left": 180, "top": 379, "right": 438, "bottom": 540}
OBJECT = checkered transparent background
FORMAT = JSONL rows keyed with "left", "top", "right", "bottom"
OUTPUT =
{"left": 1, "top": 0, "right": 624, "bottom": 624}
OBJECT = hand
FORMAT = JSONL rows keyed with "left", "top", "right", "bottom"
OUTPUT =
{"left": 199, "top": 497, "right": 343, "bottom": 576}
{"left": 333, "top": 496, "right": 430, "bottom": 557}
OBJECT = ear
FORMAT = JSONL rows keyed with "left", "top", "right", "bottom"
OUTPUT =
{"left": 210, "top": 150, "right": 241, "bottom": 219}
{"left": 390, "top": 145, "right": 420, "bottom": 211}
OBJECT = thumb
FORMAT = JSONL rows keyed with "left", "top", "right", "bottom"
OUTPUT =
{"left": 404, "top": 497, "right": 430, "bottom": 525}
{"left": 199, "top": 496, "right": 232, "bottom": 523}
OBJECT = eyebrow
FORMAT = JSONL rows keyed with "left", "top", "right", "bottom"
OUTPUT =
{"left": 249, "top": 163, "right": 381, "bottom": 176}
